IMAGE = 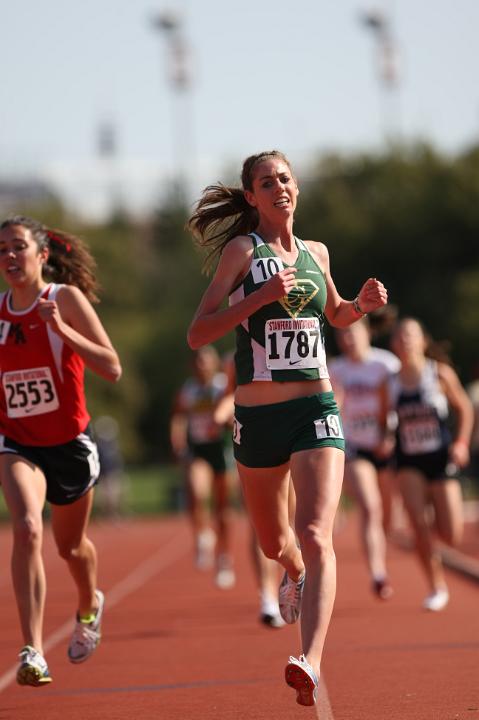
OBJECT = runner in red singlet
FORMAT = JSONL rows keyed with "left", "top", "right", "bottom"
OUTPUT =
{"left": 0, "top": 216, "right": 122, "bottom": 686}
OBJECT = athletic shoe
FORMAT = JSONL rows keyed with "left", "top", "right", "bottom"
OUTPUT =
{"left": 372, "top": 577, "right": 394, "bottom": 600}
{"left": 422, "top": 588, "right": 449, "bottom": 612}
{"left": 278, "top": 571, "right": 305, "bottom": 624}
{"left": 215, "top": 554, "right": 236, "bottom": 589}
{"left": 68, "top": 589, "right": 104, "bottom": 663}
{"left": 259, "top": 596, "right": 285, "bottom": 628}
{"left": 260, "top": 610, "right": 285, "bottom": 628}
{"left": 285, "top": 654, "right": 319, "bottom": 706}
{"left": 16, "top": 645, "right": 52, "bottom": 687}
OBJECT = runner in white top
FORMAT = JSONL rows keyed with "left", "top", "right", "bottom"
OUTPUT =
{"left": 329, "top": 316, "right": 400, "bottom": 599}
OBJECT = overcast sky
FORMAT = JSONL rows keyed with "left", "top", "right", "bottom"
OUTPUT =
{"left": 2, "top": 0, "right": 479, "bottom": 218}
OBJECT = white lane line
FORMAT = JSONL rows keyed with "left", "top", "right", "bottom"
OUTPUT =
{"left": 317, "top": 675, "right": 335, "bottom": 719}
{"left": 294, "top": 621, "right": 335, "bottom": 718}
{"left": 0, "top": 530, "right": 190, "bottom": 693}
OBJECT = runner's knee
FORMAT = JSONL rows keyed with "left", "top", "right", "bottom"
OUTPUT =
{"left": 12, "top": 515, "right": 43, "bottom": 552}
{"left": 261, "top": 532, "right": 289, "bottom": 561}
{"left": 298, "top": 524, "right": 334, "bottom": 564}
{"left": 55, "top": 536, "right": 86, "bottom": 561}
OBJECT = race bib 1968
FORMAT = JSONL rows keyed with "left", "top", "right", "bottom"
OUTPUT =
{"left": 2, "top": 367, "right": 59, "bottom": 418}
{"left": 400, "top": 418, "right": 442, "bottom": 455}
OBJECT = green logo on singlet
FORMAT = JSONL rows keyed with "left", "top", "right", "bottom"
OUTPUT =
{"left": 279, "top": 279, "right": 319, "bottom": 319}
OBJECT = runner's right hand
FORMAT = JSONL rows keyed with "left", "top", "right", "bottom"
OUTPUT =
{"left": 258, "top": 267, "right": 298, "bottom": 305}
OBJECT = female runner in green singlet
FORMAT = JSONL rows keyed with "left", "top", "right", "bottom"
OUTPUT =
{"left": 187, "top": 150, "right": 388, "bottom": 707}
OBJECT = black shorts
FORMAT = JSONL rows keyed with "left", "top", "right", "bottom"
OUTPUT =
{"left": 188, "top": 440, "right": 230, "bottom": 474}
{"left": 395, "top": 446, "right": 457, "bottom": 483}
{"left": 0, "top": 425, "right": 100, "bottom": 505}
{"left": 346, "top": 446, "right": 392, "bottom": 470}
{"left": 233, "top": 392, "right": 345, "bottom": 469}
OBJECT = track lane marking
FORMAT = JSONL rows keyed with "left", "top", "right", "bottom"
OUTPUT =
{"left": 0, "top": 530, "right": 191, "bottom": 693}
{"left": 317, "top": 675, "right": 335, "bottom": 719}
{"left": 1, "top": 518, "right": 336, "bottom": 717}
{"left": 19, "top": 676, "right": 273, "bottom": 697}
{"left": 293, "top": 620, "right": 335, "bottom": 718}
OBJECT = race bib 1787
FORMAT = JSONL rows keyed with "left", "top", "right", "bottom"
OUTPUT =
{"left": 265, "top": 317, "right": 327, "bottom": 371}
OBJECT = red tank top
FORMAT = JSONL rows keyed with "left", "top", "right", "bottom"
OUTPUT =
{"left": 0, "top": 283, "right": 90, "bottom": 445}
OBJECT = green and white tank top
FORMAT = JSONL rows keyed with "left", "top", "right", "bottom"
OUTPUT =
{"left": 229, "top": 232, "right": 329, "bottom": 384}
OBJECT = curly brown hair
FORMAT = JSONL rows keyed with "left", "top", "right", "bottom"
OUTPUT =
{"left": 0, "top": 216, "right": 100, "bottom": 303}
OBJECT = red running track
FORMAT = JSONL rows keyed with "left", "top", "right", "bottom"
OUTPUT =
{"left": 0, "top": 512, "right": 478, "bottom": 720}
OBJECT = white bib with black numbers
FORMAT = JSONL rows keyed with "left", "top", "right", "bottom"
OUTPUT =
{"left": 400, "top": 417, "right": 442, "bottom": 455}
{"left": 314, "top": 414, "right": 344, "bottom": 441}
{"left": 2, "top": 366, "right": 59, "bottom": 418}
{"left": 251, "top": 256, "right": 284, "bottom": 284}
{"left": 347, "top": 410, "right": 381, "bottom": 448}
{"left": 265, "top": 317, "right": 327, "bottom": 371}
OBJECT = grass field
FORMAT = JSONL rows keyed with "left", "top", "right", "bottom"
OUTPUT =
{"left": 104, "top": 463, "right": 184, "bottom": 516}
{"left": 0, "top": 464, "right": 185, "bottom": 522}
{"left": 0, "top": 464, "right": 476, "bottom": 523}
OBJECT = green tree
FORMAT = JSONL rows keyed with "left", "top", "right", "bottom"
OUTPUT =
{"left": 295, "top": 143, "right": 479, "bottom": 376}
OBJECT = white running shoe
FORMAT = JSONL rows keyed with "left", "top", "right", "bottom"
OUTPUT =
{"left": 17, "top": 645, "right": 52, "bottom": 687}
{"left": 260, "top": 596, "right": 285, "bottom": 629}
{"left": 285, "top": 654, "right": 319, "bottom": 706}
{"left": 195, "top": 529, "right": 216, "bottom": 570}
{"left": 215, "top": 553, "right": 236, "bottom": 589}
{"left": 68, "top": 589, "right": 104, "bottom": 663}
{"left": 422, "top": 588, "right": 449, "bottom": 612}
{"left": 278, "top": 571, "right": 305, "bottom": 624}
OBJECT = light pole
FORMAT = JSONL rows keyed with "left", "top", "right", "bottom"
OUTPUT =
{"left": 150, "top": 9, "right": 194, "bottom": 201}
{"left": 96, "top": 119, "right": 123, "bottom": 217}
{"left": 359, "top": 6, "right": 401, "bottom": 142}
